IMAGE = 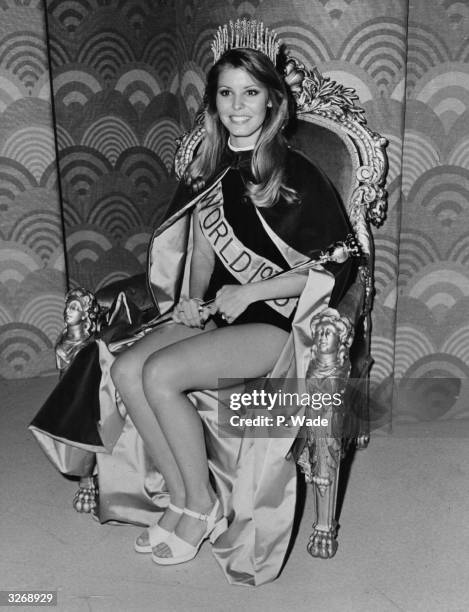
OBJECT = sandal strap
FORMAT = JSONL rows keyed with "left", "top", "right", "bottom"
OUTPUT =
{"left": 168, "top": 503, "right": 184, "bottom": 514}
{"left": 183, "top": 507, "right": 209, "bottom": 521}
{"left": 183, "top": 499, "right": 221, "bottom": 523}
{"left": 148, "top": 523, "right": 171, "bottom": 547}
{"left": 167, "top": 532, "right": 197, "bottom": 555}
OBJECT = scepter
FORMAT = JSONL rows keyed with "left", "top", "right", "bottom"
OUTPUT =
{"left": 108, "top": 234, "right": 361, "bottom": 351}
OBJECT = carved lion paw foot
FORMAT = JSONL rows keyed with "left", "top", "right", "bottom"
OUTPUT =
{"left": 73, "top": 477, "right": 98, "bottom": 514}
{"left": 307, "top": 528, "right": 338, "bottom": 559}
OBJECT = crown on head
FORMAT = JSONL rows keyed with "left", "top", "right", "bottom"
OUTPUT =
{"left": 211, "top": 18, "right": 281, "bottom": 65}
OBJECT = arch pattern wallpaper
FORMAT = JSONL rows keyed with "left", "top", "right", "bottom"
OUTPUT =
{"left": 395, "top": 0, "right": 469, "bottom": 422}
{"left": 46, "top": 0, "right": 181, "bottom": 294}
{"left": 0, "top": 0, "right": 467, "bottom": 426}
{"left": 0, "top": 0, "right": 65, "bottom": 379}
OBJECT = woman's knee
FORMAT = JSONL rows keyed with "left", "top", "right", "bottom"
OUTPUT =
{"left": 110, "top": 350, "right": 142, "bottom": 391}
{"left": 142, "top": 351, "right": 183, "bottom": 402}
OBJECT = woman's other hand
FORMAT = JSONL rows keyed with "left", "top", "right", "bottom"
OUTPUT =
{"left": 214, "top": 284, "right": 257, "bottom": 324}
{"left": 172, "top": 297, "right": 210, "bottom": 328}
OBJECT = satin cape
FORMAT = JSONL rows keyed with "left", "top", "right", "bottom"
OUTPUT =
{"left": 31, "top": 147, "right": 353, "bottom": 586}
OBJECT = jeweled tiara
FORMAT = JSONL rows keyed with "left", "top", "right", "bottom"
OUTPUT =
{"left": 211, "top": 18, "right": 281, "bottom": 65}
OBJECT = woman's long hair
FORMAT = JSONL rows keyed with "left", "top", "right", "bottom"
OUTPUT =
{"left": 185, "top": 48, "right": 298, "bottom": 207}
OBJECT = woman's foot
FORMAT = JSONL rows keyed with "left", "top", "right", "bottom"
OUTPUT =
{"left": 134, "top": 503, "right": 183, "bottom": 553}
{"left": 152, "top": 497, "right": 227, "bottom": 565}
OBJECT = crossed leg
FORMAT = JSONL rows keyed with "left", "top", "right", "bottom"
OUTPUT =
{"left": 140, "top": 322, "right": 288, "bottom": 556}
{"left": 110, "top": 320, "right": 217, "bottom": 539}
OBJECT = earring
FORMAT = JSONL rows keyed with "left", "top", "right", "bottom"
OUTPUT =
{"left": 267, "top": 100, "right": 272, "bottom": 108}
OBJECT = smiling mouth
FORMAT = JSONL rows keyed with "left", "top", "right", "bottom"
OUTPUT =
{"left": 229, "top": 116, "right": 251, "bottom": 124}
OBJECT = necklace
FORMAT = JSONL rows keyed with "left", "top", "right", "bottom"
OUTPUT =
{"left": 228, "top": 139, "right": 255, "bottom": 152}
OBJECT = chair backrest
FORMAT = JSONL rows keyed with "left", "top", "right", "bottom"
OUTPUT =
{"left": 289, "top": 118, "right": 356, "bottom": 216}
{"left": 283, "top": 58, "right": 388, "bottom": 256}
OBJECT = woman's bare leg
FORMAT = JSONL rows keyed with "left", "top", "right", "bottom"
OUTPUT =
{"left": 141, "top": 323, "right": 288, "bottom": 555}
{"left": 110, "top": 320, "right": 216, "bottom": 534}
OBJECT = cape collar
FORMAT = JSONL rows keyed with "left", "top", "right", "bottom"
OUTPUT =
{"left": 220, "top": 146, "right": 254, "bottom": 181}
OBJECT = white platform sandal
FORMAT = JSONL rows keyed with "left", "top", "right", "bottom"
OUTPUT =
{"left": 151, "top": 499, "right": 227, "bottom": 565}
{"left": 134, "top": 503, "right": 183, "bottom": 553}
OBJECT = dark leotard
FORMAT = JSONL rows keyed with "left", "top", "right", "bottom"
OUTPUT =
{"left": 202, "top": 146, "right": 356, "bottom": 331}
{"left": 204, "top": 153, "right": 294, "bottom": 332}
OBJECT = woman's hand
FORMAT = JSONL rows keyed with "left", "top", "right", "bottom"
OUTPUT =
{"left": 214, "top": 284, "right": 257, "bottom": 324}
{"left": 172, "top": 297, "right": 210, "bottom": 329}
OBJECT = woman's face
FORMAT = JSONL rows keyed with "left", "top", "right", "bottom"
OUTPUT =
{"left": 215, "top": 66, "right": 270, "bottom": 148}
{"left": 65, "top": 299, "right": 85, "bottom": 326}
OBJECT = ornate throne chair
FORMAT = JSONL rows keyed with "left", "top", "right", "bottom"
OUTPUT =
{"left": 283, "top": 58, "right": 387, "bottom": 556}
{"left": 36, "top": 57, "right": 387, "bottom": 559}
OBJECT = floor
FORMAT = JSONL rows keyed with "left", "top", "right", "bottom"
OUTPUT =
{"left": 1, "top": 376, "right": 468, "bottom": 612}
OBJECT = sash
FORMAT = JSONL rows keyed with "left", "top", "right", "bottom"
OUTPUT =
{"left": 254, "top": 207, "right": 308, "bottom": 268}
{"left": 197, "top": 182, "right": 298, "bottom": 318}
{"left": 147, "top": 167, "right": 231, "bottom": 315}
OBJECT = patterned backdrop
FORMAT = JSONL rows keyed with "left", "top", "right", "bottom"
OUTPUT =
{"left": 394, "top": 0, "right": 469, "bottom": 421}
{"left": 1, "top": 0, "right": 468, "bottom": 424}
{"left": 0, "top": 0, "right": 65, "bottom": 379}
{"left": 46, "top": 0, "right": 181, "bottom": 294}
